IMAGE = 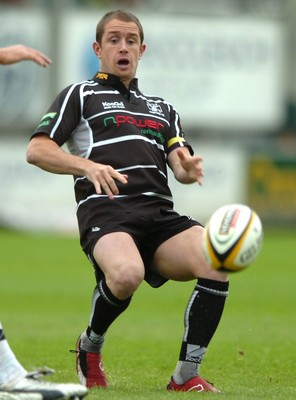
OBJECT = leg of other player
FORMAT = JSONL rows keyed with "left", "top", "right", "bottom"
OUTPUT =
{"left": 0, "top": 321, "right": 88, "bottom": 400}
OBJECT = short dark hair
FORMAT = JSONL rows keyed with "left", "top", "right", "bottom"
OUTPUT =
{"left": 96, "top": 10, "right": 144, "bottom": 44}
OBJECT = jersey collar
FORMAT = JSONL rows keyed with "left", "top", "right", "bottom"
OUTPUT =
{"left": 93, "top": 72, "right": 139, "bottom": 95}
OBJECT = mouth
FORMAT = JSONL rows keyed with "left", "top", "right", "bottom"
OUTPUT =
{"left": 117, "top": 58, "right": 130, "bottom": 68}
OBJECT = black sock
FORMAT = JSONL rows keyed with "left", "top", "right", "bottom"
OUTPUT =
{"left": 88, "top": 278, "right": 132, "bottom": 335}
{"left": 179, "top": 278, "right": 229, "bottom": 361}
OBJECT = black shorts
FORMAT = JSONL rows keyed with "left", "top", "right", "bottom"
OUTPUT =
{"left": 81, "top": 205, "right": 201, "bottom": 288}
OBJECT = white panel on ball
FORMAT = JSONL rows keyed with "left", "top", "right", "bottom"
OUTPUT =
{"left": 203, "top": 204, "right": 263, "bottom": 272}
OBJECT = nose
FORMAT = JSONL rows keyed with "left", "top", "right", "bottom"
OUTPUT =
{"left": 119, "top": 39, "right": 128, "bottom": 53}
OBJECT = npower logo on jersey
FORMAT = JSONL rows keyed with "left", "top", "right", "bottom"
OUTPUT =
{"left": 104, "top": 115, "right": 164, "bottom": 130}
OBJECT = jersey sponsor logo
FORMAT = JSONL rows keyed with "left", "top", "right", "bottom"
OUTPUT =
{"left": 104, "top": 115, "right": 164, "bottom": 130}
{"left": 146, "top": 101, "right": 164, "bottom": 116}
{"left": 102, "top": 101, "right": 125, "bottom": 110}
{"left": 37, "top": 112, "right": 57, "bottom": 128}
{"left": 141, "top": 128, "right": 165, "bottom": 144}
{"left": 104, "top": 115, "right": 165, "bottom": 143}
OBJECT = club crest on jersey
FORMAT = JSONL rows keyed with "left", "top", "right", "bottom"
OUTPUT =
{"left": 146, "top": 101, "right": 164, "bottom": 116}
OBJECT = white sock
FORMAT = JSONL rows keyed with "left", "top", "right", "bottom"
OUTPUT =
{"left": 0, "top": 321, "right": 27, "bottom": 387}
{"left": 172, "top": 345, "right": 207, "bottom": 384}
{"left": 172, "top": 360, "right": 199, "bottom": 384}
{"left": 80, "top": 330, "right": 105, "bottom": 353}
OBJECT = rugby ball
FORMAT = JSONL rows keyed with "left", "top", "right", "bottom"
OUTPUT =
{"left": 203, "top": 204, "right": 263, "bottom": 272}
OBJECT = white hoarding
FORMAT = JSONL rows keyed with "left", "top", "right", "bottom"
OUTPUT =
{"left": 0, "top": 140, "right": 77, "bottom": 233}
{"left": 58, "top": 12, "right": 285, "bottom": 131}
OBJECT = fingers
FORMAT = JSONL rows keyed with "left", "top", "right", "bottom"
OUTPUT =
{"left": 28, "top": 48, "right": 52, "bottom": 67}
{"left": 99, "top": 175, "right": 125, "bottom": 200}
{"left": 195, "top": 159, "right": 204, "bottom": 186}
{"left": 176, "top": 148, "right": 204, "bottom": 185}
{"left": 196, "top": 173, "right": 204, "bottom": 186}
{"left": 87, "top": 165, "right": 128, "bottom": 200}
{"left": 177, "top": 148, "right": 203, "bottom": 166}
{"left": 176, "top": 148, "right": 186, "bottom": 160}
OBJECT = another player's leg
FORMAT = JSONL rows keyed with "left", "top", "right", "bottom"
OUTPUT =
{"left": 0, "top": 321, "right": 88, "bottom": 400}
{"left": 0, "top": 392, "right": 43, "bottom": 400}
{"left": 0, "top": 321, "right": 27, "bottom": 389}
{"left": 167, "top": 278, "right": 229, "bottom": 392}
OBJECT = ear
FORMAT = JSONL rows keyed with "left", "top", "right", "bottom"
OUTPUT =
{"left": 93, "top": 41, "right": 102, "bottom": 58}
{"left": 138, "top": 43, "right": 146, "bottom": 60}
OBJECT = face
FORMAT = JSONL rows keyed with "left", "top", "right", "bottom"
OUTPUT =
{"left": 93, "top": 19, "right": 146, "bottom": 87}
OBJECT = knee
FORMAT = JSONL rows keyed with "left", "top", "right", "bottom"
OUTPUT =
{"left": 200, "top": 267, "right": 229, "bottom": 282}
{"left": 106, "top": 263, "right": 145, "bottom": 299}
{"left": 189, "top": 253, "right": 229, "bottom": 283}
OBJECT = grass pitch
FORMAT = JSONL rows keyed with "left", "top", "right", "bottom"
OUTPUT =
{"left": 1, "top": 227, "right": 295, "bottom": 399}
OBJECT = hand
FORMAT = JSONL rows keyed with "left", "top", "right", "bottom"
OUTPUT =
{"left": 85, "top": 164, "right": 128, "bottom": 200}
{"left": 0, "top": 45, "right": 52, "bottom": 67}
{"left": 175, "top": 148, "right": 204, "bottom": 185}
{"left": 27, "top": 136, "right": 127, "bottom": 199}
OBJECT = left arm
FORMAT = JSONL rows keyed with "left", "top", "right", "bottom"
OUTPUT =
{"left": 168, "top": 147, "right": 204, "bottom": 186}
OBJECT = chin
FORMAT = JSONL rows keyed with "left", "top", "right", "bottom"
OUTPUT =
{"left": 118, "top": 72, "right": 132, "bottom": 81}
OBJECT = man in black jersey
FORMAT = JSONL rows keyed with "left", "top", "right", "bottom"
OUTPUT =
{"left": 27, "top": 10, "right": 229, "bottom": 393}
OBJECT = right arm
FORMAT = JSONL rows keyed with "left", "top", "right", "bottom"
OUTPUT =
{"left": 27, "top": 134, "right": 128, "bottom": 200}
{"left": 0, "top": 45, "right": 51, "bottom": 67}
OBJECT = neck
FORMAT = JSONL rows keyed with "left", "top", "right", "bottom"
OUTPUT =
{"left": 121, "top": 77, "right": 132, "bottom": 89}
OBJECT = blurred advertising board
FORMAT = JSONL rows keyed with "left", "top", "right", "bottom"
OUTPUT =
{"left": 0, "top": 9, "right": 285, "bottom": 132}
{"left": 248, "top": 156, "right": 296, "bottom": 225}
{"left": 0, "top": 139, "right": 77, "bottom": 233}
{"left": 58, "top": 12, "right": 285, "bottom": 131}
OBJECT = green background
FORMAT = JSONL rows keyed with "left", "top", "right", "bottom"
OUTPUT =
{"left": 1, "top": 228, "right": 295, "bottom": 399}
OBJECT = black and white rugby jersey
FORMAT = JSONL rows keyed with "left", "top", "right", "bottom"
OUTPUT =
{"left": 33, "top": 72, "right": 193, "bottom": 236}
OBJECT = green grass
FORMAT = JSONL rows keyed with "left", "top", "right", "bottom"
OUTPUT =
{"left": 1, "top": 228, "right": 295, "bottom": 399}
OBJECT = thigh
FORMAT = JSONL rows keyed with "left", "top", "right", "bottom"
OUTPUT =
{"left": 152, "top": 225, "right": 227, "bottom": 282}
{"left": 93, "top": 232, "right": 146, "bottom": 295}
